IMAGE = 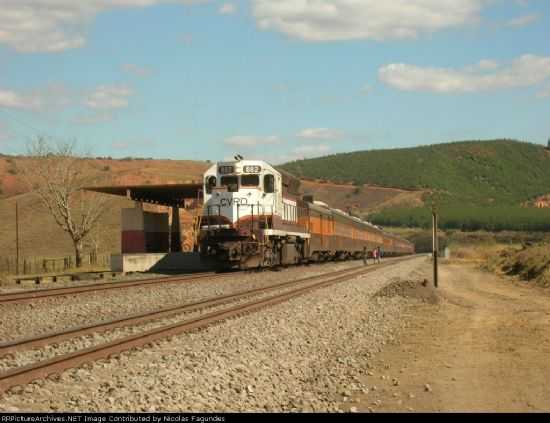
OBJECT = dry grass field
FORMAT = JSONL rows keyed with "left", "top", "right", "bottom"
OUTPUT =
{"left": 300, "top": 179, "right": 426, "bottom": 214}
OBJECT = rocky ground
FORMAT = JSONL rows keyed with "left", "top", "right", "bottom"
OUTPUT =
{"left": 0, "top": 256, "right": 428, "bottom": 412}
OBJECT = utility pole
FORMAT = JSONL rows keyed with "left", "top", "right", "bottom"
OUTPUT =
{"left": 15, "top": 201, "right": 20, "bottom": 275}
{"left": 432, "top": 208, "right": 438, "bottom": 288}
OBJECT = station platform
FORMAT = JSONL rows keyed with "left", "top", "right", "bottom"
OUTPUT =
{"left": 111, "top": 252, "right": 217, "bottom": 273}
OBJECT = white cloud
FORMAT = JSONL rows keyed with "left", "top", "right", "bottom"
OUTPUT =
{"left": 0, "top": 89, "right": 42, "bottom": 110}
{"left": 505, "top": 13, "right": 540, "bottom": 28}
{"left": 0, "top": 82, "right": 135, "bottom": 130}
{"left": 379, "top": 54, "right": 550, "bottom": 93}
{"left": 271, "top": 143, "right": 332, "bottom": 164}
{"left": 506, "top": 13, "right": 541, "bottom": 28}
{"left": 0, "top": 0, "right": 207, "bottom": 53}
{"left": 0, "top": 84, "right": 73, "bottom": 110}
{"left": 253, "top": 0, "right": 487, "bottom": 42}
{"left": 224, "top": 135, "right": 280, "bottom": 147}
{"left": 73, "top": 110, "right": 115, "bottom": 125}
{"left": 296, "top": 128, "right": 343, "bottom": 141}
{"left": 219, "top": 3, "right": 236, "bottom": 15}
{"left": 121, "top": 63, "right": 153, "bottom": 78}
{"left": 293, "top": 144, "right": 331, "bottom": 155}
{"left": 84, "top": 85, "right": 134, "bottom": 109}
{"left": 464, "top": 59, "right": 499, "bottom": 72}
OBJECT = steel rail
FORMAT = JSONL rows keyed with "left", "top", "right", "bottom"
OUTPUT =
{"left": 0, "top": 262, "right": 374, "bottom": 357}
{"left": 0, "top": 255, "right": 414, "bottom": 305}
{"left": 0, "top": 256, "right": 417, "bottom": 394}
{"left": 0, "top": 272, "right": 223, "bottom": 304}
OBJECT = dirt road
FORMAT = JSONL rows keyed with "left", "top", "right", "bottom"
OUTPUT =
{"left": 357, "top": 262, "right": 550, "bottom": 412}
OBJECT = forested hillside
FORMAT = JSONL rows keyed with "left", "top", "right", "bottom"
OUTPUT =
{"left": 281, "top": 140, "right": 550, "bottom": 207}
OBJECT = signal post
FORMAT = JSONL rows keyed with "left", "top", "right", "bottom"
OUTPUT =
{"left": 432, "top": 209, "right": 438, "bottom": 288}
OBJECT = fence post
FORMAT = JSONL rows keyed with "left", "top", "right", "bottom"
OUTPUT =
{"left": 432, "top": 210, "right": 438, "bottom": 288}
{"left": 16, "top": 201, "right": 20, "bottom": 275}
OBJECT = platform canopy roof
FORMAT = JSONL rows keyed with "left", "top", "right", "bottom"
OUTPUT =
{"left": 85, "top": 183, "right": 203, "bottom": 207}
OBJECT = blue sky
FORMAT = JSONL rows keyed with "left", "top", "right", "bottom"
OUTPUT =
{"left": 0, "top": 0, "right": 549, "bottom": 163}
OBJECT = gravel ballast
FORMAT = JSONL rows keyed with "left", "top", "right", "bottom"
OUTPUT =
{"left": 0, "top": 260, "right": 370, "bottom": 342}
{"left": 0, "top": 256, "right": 429, "bottom": 412}
{"left": 0, "top": 271, "right": 361, "bottom": 372}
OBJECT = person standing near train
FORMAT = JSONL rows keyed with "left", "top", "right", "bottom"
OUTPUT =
{"left": 375, "top": 246, "right": 381, "bottom": 264}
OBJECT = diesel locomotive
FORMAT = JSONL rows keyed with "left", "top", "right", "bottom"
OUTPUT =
{"left": 199, "top": 159, "right": 414, "bottom": 269}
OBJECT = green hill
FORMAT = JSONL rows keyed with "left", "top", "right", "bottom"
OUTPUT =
{"left": 281, "top": 140, "right": 550, "bottom": 231}
{"left": 281, "top": 139, "right": 550, "bottom": 207}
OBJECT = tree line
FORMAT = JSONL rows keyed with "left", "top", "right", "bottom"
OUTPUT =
{"left": 370, "top": 206, "right": 550, "bottom": 232}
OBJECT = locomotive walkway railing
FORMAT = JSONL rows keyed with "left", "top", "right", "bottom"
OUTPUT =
{"left": 203, "top": 204, "right": 275, "bottom": 231}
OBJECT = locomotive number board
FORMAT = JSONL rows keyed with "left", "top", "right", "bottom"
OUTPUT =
{"left": 243, "top": 165, "right": 262, "bottom": 173}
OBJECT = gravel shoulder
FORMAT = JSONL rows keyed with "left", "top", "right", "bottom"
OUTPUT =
{"left": 0, "top": 256, "right": 427, "bottom": 412}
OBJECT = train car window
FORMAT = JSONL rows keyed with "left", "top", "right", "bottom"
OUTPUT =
{"left": 241, "top": 174, "right": 259, "bottom": 187}
{"left": 264, "top": 174, "right": 275, "bottom": 193}
{"left": 205, "top": 176, "right": 217, "bottom": 194}
{"left": 221, "top": 176, "right": 239, "bottom": 192}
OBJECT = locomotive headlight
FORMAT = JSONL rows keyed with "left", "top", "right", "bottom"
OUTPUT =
{"left": 219, "top": 165, "right": 234, "bottom": 174}
{"left": 243, "top": 165, "right": 261, "bottom": 173}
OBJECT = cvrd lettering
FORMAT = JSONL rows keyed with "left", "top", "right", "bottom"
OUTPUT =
{"left": 219, "top": 198, "right": 249, "bottom": 207}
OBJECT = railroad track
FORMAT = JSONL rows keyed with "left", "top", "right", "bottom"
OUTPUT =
{"left": 0, "top": 263, "right": 369, "bottom": 357}
{"left": 0, "top": 271, "right": 224, "bottom": 304}
{"left": 0, "top": 255, "right": 416, "bottom": 394}
{"left": 0, "top": 256, "right": 408, "bottom": 305}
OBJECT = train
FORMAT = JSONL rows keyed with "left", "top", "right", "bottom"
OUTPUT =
{"left": 198, "top": 159, "right": 414, "bottom": 269}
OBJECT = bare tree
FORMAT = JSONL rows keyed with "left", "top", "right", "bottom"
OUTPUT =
{"left": 23, "top": 137, "right": 109, "bottom": 268}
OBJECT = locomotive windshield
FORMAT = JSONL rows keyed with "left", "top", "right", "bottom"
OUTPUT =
{"left": 205, "top": 176, "right": 216, "bottom": 194}
{"left": 220, "top": 175, "right": 239, "bottom": 192}
{"left": 264, "top": 174, "right": 275, "bottom": 193}
{"left": 241, "top": 174, "right": 259, "bottom": 187}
